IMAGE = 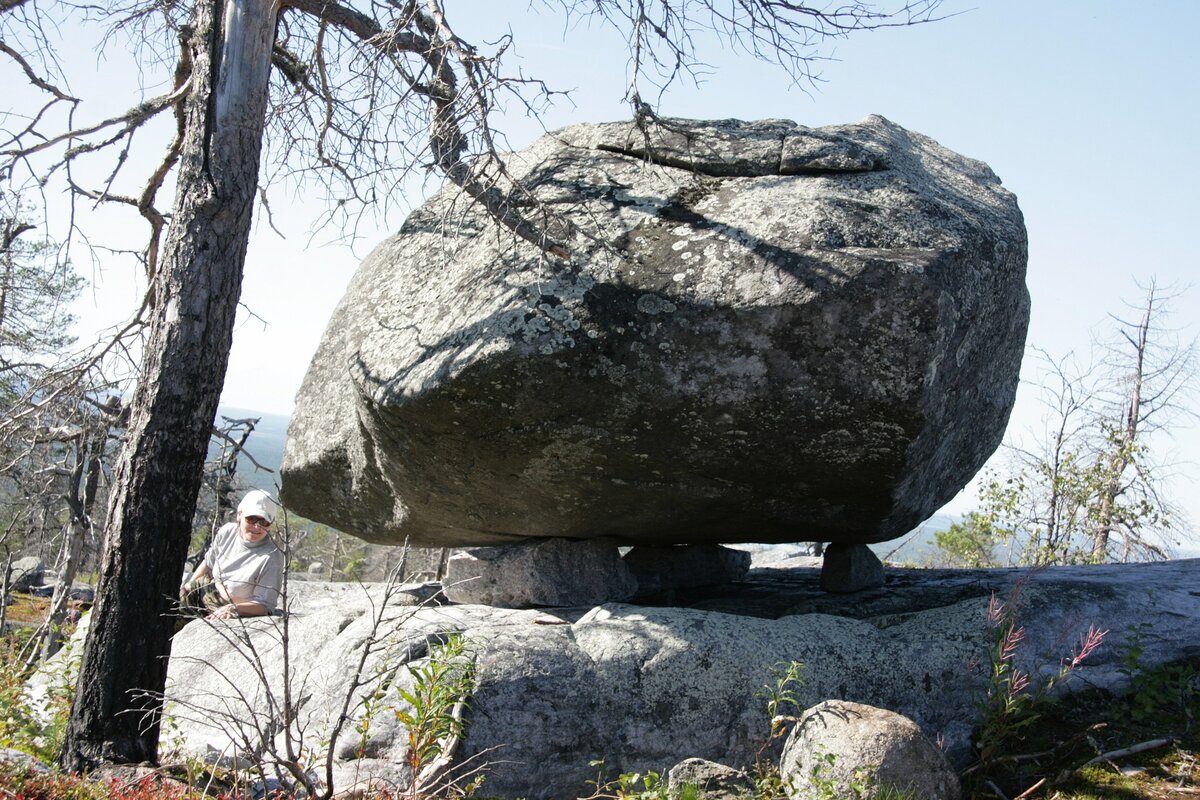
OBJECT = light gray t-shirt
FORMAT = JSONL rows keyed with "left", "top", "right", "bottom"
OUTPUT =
{"left": 205, "top": 522, "right": 284, "bottom": 612}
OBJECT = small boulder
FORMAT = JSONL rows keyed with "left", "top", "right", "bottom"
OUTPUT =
{"left": 7, "top": 557, "right": 44, "bottom": 593}
{"left": 819, "top": 544, "right": 884, "bottom": 593}
{"left": 392, "top": 580, "right": 445, "bottom": 607}
{"left": 443, "top": 538, "right": 636, "bottom": 608}
{"left": 625, "top": 545, "right": 751, "bottom": 595}
{"left": 68, "top": 585, "right": 94, "bottom": 603}
{"left": 667, "top": 758, "right": 753, "bottom": 800}
{"left": 0, "top": 746, "right": 51, "bottom": 774}
{"left": 780, "top": 700, "right": 960, "bottom": 800}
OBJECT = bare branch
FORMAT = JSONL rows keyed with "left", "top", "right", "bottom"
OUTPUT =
{"left": 0, "top": 38, "right": 78, "bottom": 102}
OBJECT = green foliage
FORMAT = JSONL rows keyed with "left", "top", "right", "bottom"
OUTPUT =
{"left": 941, "top": 284, "right": 1196, "bottom": 567}
{"left": 759, "top": 660, "right": 806, "bottom": 741}
{"left": 1119, "top": 622, "right": 1200, "bottom": 728}
{"left": 749, "top": 760, "right": 789, "bottom": 800}
{"left": 0, "top": 633, "right": 73, "bottom": 762}
{"left": 599, "top": 766, "right": 670, "bottom": 800}
{"left": 804, "top": 749, "right": 919, "bottom": 800}
{"left": 394, "top": 634, "right": 476, "bottom": 782}
{"left": 927, "top": 471, "right": 1023, "bottom": 568}
{"left": 933, "top": 514, "right": 1004, "bottom": 568}
{"left": 973, "top": 592, "right": 1038, "bottom": 765}
{"left": 584, "top": 761, "right": 705, "bottom": 800}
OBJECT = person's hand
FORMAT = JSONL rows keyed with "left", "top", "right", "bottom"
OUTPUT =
{"left": 206, "top": 604, "right": 238, "bottom": 620}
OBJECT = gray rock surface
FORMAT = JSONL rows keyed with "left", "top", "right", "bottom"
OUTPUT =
{"left": 7, "top": 557, "right": 44, "bottom": 593}
{"left": 443, "top": 538, "right": 636, "bottom": 607}
{"left": 625, "top": 544, "right": 751, "bottom": 595}
{"left": 819, "top": 543, "right": 885, "bottom": 593}
{"left": 0, "top": 746, "right": 51, "bottom": 773}
{"left": 35, "top": 559, "right": 1197, "bottom": 799}
{"left": 667, "top": 757, "right": 753, "bottom": 800}
{"left": 174, "top": 560, "right": 1200, "bottom": 797}
{"left": 281, "top": 115, "right": 1029, "bottom": 548}
{"left": 780, "top": 700, "right": 960, "bottom": 800}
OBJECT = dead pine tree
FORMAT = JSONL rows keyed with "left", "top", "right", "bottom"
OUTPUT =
{"left": 1087, "top": 280, "right": 1196, "bottom": 561}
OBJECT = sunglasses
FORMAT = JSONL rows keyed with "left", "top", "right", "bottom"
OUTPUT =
{"left": 246, "top": 516, "right": 272, "bottom": 529}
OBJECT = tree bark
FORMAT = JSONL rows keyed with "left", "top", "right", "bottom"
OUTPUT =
{"left": 58, "top": 0, "right": 277, "bottom": 770}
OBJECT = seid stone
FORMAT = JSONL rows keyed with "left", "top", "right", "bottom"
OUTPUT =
{"left": 819, "top": 543, "right": 885, "bottom": 593}
{"left": 281, "top": 114, "right": 1029, "bottom": 549}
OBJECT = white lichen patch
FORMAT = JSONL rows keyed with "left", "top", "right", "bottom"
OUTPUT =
{"left": 521, "top": 439, "right": 598, "bottom": 485}
{"left": 636, "top": 294, "right": 677, "bottom": 315}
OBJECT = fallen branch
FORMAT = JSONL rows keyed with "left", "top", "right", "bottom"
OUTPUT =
{"left": 1014, "top": 777, "right": 1046, "bottom": 799}
{"left": 1078, "top": 737, "right": 1175, "bottom": 769}
{"left": 985, "top": 779, "right": 1010, "bottom": 800}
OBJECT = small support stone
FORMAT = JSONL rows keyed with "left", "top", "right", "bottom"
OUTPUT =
{"left": 819, "top": 543, "right": 884, "bottom": 593}
{"left": 443, "top": 538, "right": 636, "bottom": 608}
{"left": 623, "top": 544, "right": 751, "bottom": 595}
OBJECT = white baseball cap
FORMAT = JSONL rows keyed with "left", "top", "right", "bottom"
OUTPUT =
{"left": 237, "top": 489, "right": 277, "bottom": 524}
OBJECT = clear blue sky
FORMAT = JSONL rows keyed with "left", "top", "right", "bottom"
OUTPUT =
{"left": 46, "top": 1, "right": 1200, "bottom": 544}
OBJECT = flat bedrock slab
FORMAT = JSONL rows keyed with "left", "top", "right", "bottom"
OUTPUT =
{"left": 30, "top": 559, "right": 1200, "bottom": 800}
{"left": 281, "top": 114, "right": 1029, "bottom": 548}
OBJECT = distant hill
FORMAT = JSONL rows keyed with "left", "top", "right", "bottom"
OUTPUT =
{"left": 869, "top": 514, "right": 960, "bottom": 565}
{"left": 210, "top": 405, "right": 290, "bottom": 494}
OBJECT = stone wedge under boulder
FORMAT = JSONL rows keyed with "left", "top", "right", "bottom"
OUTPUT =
{"left": 281, "top": 115, "right": 1029, "bottom": 548}
{"left": 444, "top": 538, "right": 636, "bottom": 607}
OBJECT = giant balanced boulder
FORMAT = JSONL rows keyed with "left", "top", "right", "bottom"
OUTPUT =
{"left": 281, "top": 115, "right": 1028, "bottom": 547}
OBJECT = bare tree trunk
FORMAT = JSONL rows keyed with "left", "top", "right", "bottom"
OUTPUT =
{"left": 43, "top": 417, "right": 111, "bottom": 661}
{"left": 0, "top": 547, "right": 12, "bottom": 635}
{"left": 42, "top": 518, "right": 85, "bottom": 660}
{"left": 59, "top": 0, "right": 277, "bottom": 770}
{"left": 1090, "top": 294, "right": 1150, "bottom": 561}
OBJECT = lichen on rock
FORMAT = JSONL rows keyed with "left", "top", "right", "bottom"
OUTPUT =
{"left": 281, "top": 115, "right": 1028, "bottom": 548}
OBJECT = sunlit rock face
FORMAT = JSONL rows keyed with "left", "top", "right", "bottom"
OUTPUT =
{"left": 281, "top": 115, "right": 1028, "bottom": 547}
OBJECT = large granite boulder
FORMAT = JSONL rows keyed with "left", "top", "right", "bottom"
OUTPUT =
{"left": 282, "top": 115, "right": 1028, "bottom": 548}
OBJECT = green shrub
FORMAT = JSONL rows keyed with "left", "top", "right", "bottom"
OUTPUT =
{"left": 394, "top": 633, "right": 476, "bottom": 786}
{"left": 0, "top": 633, "right": 72, "bottom": 762}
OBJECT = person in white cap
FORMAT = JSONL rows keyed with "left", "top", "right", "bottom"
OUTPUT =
{"left": 179, "top": 489, "right": 285, "bottom": 621}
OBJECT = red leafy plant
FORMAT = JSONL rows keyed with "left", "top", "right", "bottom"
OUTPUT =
{"left": 972, "top": 582, "right": 1107, "bottom": 766}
